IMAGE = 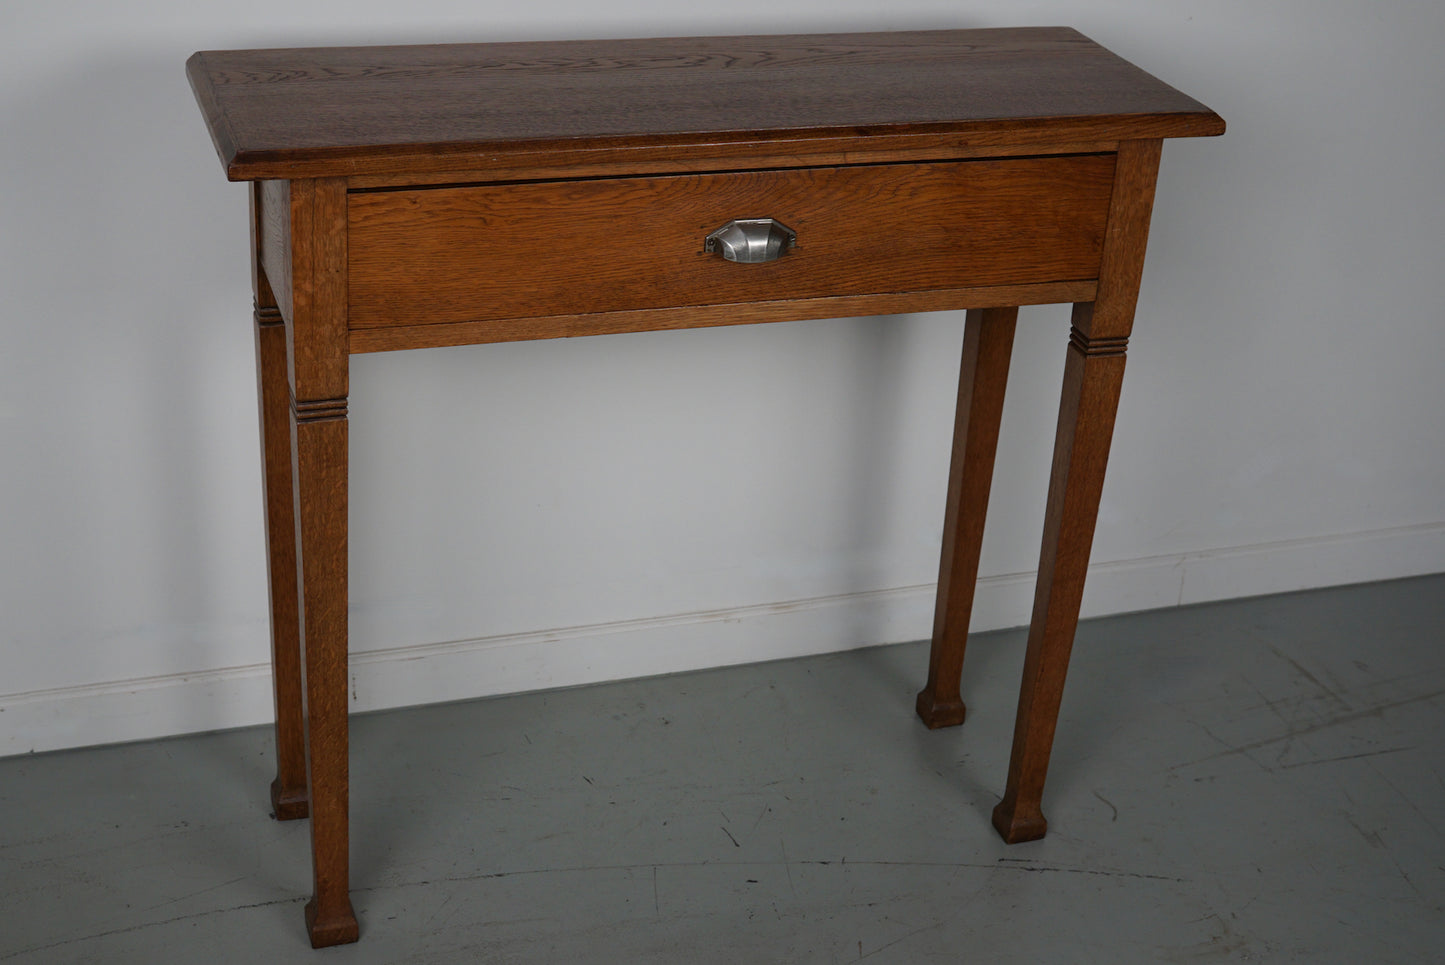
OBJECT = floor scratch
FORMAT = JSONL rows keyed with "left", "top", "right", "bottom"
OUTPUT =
{"left": 781, "top": 840, "right": 796, "bottom": 897}
{"left": 1366, "top": 760, "right": 1445, "bottom": 839}
{"left": 1242, "top": 678, "right": 1298, "bottom": 731}
{"left": 0, "top": 897, "right": 304, "bottom": 962}
{"left": 1279, "top": 747, "right": 1413, "bottom": 770}
{"left": 1342, "top": 812, "right": 1385, "bottom": 850}
{"left": 1173, "top": 690, "right": 1445, "bottom": 771}
{"left": 128, "top": 875, "right": 249, "bottom": 917}
{"left": 858, "top": 918, "right": 951, "bottom": 961}
{"left": 1268, "top": 644, "right": 1352, "bottom": 712}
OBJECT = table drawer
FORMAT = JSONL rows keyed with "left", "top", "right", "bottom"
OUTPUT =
{"left": 347, "top": 154, "right": 1116, "bottom": 331}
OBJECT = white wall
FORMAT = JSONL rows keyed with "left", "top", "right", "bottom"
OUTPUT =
{"left": 3, "top": 1, "right": 1442, "bottom": 755}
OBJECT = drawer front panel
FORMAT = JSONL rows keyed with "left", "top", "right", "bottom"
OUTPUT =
{"left": 347, "top": 155, "right": 1115, "bottom": 330}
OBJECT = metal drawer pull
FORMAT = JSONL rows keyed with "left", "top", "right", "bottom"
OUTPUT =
{"left": 704, "top": 218, "right": 797, "bottom": 263}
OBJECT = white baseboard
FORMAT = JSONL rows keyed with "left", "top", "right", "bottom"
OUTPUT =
{"left": 4, "top": 522, "right": 1442, "bottom": 757}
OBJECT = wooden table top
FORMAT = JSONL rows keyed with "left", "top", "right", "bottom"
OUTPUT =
{"left": 187, "top": 27, "right": 1224, "bottom": 181}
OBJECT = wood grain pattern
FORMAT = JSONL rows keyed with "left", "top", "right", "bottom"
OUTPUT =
{"left": 286, "top": 175, "right": 355, "bottom": 946}
{"left": 992, "top": 328, "right": 1128, "bottom": 844}
{"left": 990, "top": 140, "right": 1163, "bottom": 845}
{"left": 185, "top": 28, "right": 1223, "bottom": 182}
{"left": 346, "top": 281, "right": 1098, "bottom": 353}
{"left": 342, "top": 140, "right": 1121, "bottom": 190}
{"left": 259, "top": 180, "right": 292, "bottom": 321}
{"left": 1074, "top": 139, "right": 1164, "bottom": 340}
{"left": 251, "top": 181, "right": 278, "bottom": 310}
{"left": 291, "top": 398, "right": 357, "bottom": 947}
{"left": 194, "top": 30, "right": 1224, "bottom": 946}
{"left": 287, "top": 178, "right": 349, "bottom": 400}
{"left": 348, "top": 155, "right": 1114, "bottom": 331}
{"left": 915, "top": 307, "right": 1017, "bottom": 728}
{"left": 252, "top": 183, "right": 308, "bottom": 822}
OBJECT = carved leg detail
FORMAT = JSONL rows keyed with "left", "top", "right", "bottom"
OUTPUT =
{"left": 993, "top": 322, "right": 1128, "bottom": 843}
{"left": 917, "top": 307, "right": 1018, "bottom": 728}
{"left": 292, "top": 397, "right": 358, "bottom": 947}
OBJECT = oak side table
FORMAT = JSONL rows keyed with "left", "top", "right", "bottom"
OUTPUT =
{"left": 188, "top": 28, "right": 1223, "bottom": 946}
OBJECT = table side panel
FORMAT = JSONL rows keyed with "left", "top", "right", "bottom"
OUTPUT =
{"left": 259, "top": 180, "right": 293, "bottom": 320}
{"left": 346, "top": 154, "right": 1116, "bottom": 334}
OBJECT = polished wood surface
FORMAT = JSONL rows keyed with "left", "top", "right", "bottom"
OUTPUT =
{"left": 346, "top": 281, "right": 1099, "bottom": 354}
{"left": 916, "top": 306, "right": 1018, "bottom": 728}
{"left": 188, "top": 28, "right": 1223, "bottom": 947}
{"left": 348, "top": 155, "right": 1114, "bottom": 332}
{"left": 992, "top": 138, "right": 1163, "bottom": 843}
{"left": 342, "top": 139, "right": 1123, "bottom": 191}
{"left": 285, "top": 179, "right": 349, "bottom": 402}
{"left": 286, "top": 178, "right": 356, "bottom": 946}
{"left": 251, "top": 184, "right": 308, "bottom": 822}
{"left": 187, "top": 28, "right": 1222, "bottom": 182}
{"left": 257, "top": 180, "right": 293, "bottom": 322}
{"left": 292, "top": 406, "right": 354, "bottom": 946}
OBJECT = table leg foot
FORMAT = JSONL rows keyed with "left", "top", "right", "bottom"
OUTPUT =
{"left": 915, "top": 690, "right": 967, "bottom": 729}
{"left": 270, "top": 777, "right": 310, "bottom": 821}
{"left": 991, "top": 797, "right": 1048, "bottom": 844}
{"left": 305, "top": 897, "right": 359, "bottom": 947}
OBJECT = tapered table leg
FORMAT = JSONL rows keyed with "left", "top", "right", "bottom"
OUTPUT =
{"left": 256, "top": 309, "right": 309, "bottom": 820}
{"left": 292, "top": 397, "right": 358, "bottom": 947}
{"left": 991, "top": 139, "right": 1162, "bottom": 843}
{"left": 916, "top": 306, "right": 1017, "bottom": 728}
{"left": 280, "top": 176, "right": 358, "bottom": 946}
{"left": 251, "top": 183, "right": 308, "bottom": 821}
{"left": 992, "top": 323, "right": 1128, "bottom": 843}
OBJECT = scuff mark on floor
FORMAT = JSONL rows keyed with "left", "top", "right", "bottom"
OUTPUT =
{"left": 1092, "top": 789, "right": 1119, "bottom": 822}
{"left": 1268, "top": 644, "right": 1352, "bottom": 712}
{"left": 1342, "top": 812, "right": 1385, "bottom": 850}
{"left": 0, "top": 897, "right": 305, "bottom": 963}
{"left": 1279, "top": 746, "right": 1412, "bottom": 770}
{"left": 1173, "top": 690, "right": 1444, "bottom": 771}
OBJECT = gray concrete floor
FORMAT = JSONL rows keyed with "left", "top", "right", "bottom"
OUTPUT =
{"left": 2, "top": 575, "right": 1443, "bottom": 963}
